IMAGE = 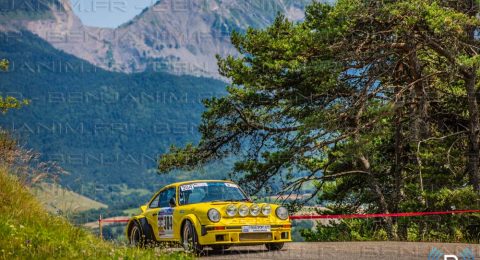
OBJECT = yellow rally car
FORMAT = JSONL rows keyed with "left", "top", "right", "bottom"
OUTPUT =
{"left": 126, "top": 180, "right": 291, "bottom": 254}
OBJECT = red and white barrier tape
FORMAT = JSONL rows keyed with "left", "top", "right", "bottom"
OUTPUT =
{"left": 97, "top": 209, "right": 480, "bottom": 223}
{"left": 289, "top": 209, "right": 480, "bottom": 220}
{"left": 99, "top": 218, "right": 129, "bottom": 223}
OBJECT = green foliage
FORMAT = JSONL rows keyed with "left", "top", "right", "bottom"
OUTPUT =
{"left": 158, "top": 0, "right": 480, "bottom": 242}
{"left": 158, "top": 144, "right": 202, "bottom": 173}
{"left": 301, "top": 219, "right": 389, "bottom": 242}
{"left": 0, "top": 96, "right": 29, "bottom": 113}
{"left": 0, "top": 167, "right": 191, "bottom": 259}
{"left": 301, "top": 214, "right": 480, "bottom": 243}
{"left": 0, "top": 59, "right": 8, "bottom": 71}
{"left": 301, "top": 186, "right": 480, "bottom": 243}
{"left": 0, "top": 59, "right": 29, "bottom": 113}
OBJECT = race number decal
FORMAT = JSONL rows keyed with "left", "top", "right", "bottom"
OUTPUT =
{"left": 158, "top": 207, "right": 174, "bottom": 238}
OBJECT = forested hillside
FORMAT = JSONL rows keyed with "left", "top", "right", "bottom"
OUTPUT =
{"left": 0, "top": 31, "right": 228, "bottom": 209}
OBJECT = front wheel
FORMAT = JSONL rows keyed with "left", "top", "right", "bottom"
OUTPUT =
{"left": 265, "top": 242, "right": 284, "bottom": 251}
{"left": 129, "top": 221, "right": 145, "bottom": 248}
{"left": 182, "top": 220, "right": 204, "bottom": 255}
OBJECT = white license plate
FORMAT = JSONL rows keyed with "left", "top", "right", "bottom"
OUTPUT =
{"left": 241, "top": 225, "right": 271, "bottom": 233}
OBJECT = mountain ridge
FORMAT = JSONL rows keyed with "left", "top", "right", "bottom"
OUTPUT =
{"left": 6, "top": 0, "right": 311, "bottom": 77}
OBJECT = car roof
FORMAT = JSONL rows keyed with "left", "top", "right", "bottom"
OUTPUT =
{"left": 149, "top": 180, "right": 242, "bottom": 204}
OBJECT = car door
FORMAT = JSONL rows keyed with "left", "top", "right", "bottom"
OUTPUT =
{"left": 145, "top": 188, "right": 176, "bottom": 240}
{"left": 143, "top": 191, "right": 162, "bottom": 241}
{"left": 156, "top": 187, "right": 176, "bottom": 240}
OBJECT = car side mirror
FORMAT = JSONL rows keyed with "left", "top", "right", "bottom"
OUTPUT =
{"left": 140, "top": 205, "right": 147, "bottom": 212}
{"left": 169, "top": 198, "right": 176, "bottom": 207}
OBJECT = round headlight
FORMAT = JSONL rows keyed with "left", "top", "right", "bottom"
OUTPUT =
{"left": 250, "top": 204, "right": 260, "bottom": 216}
{"left": 208, "top": 208, "right": 221, "bottom": 222}
{"left": 275, "top": 206, "right": 289, "bottom": 220}
{"left": 226, "top": 204, "right": 237, "bottom": 217}
{"left": 262, "top": 204, "right": 272, "bottom": 216}
{"left": 238, "top": 204, "right": 249, "bottom": 217}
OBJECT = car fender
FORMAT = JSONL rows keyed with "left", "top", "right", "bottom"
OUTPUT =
{"left": 126, "top": 217, "right": 139, "bottom": 238}
{"left": 126, "top": 217, "right": 155, "bottom": 242}
{"left": 139, "top": 217, "right": 155, "bottom": 241}
{"left": 180, "top": 214, "right": 202, "bottom": 238}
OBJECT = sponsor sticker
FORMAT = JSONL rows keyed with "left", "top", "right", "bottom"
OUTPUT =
{"left": 180, "top": 183, "right": 208, "bottom": 191}
{"left": 159, "top": 207, "right": 174, "bottom": 216}
{"left": 180, "top": 185, "right": 193, "bottom": 191}
{"left": 225, "top": 183, "right": 238, "bottom": 188}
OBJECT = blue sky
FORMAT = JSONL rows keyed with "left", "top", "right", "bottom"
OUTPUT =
{"left": 69, "top": 0, "right": 155, "bottom": 28}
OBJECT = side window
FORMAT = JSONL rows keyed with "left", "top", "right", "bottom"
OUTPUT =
{"left": 149, "top": 193, "right": 161, "bottom": 208}
{"left": 159, "top": 188, "right": 176, "bottom": 208}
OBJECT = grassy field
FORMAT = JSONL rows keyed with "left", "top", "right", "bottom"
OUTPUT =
{"left": 123, "top": 208, "right": 142, "bottom": 216}
{"left": 0, "top": 167, "right": 191, "bottom": 259}
{"left": 31, "top": 183, "right": 108, "bottom": 214}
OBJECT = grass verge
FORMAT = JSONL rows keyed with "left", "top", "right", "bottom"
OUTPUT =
{"left": 0, "top": 167, "right": 191, "bottom": 259}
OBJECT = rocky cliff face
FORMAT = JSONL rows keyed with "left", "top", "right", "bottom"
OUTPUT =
{"left": 8, "top": 0, "right": 310, "bottom": 77}
{"left": 22, "top": 1, "right": 113, "bottom": 71}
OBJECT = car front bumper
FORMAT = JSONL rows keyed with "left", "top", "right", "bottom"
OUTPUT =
{"left": 199, "top": 224, "right": 292, "bottom": 246}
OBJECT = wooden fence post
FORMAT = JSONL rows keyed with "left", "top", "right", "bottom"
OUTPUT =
{"left": 99, "top": 215, "right": 103, "bottom": 240}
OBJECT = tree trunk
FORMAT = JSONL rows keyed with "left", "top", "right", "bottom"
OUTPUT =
{"left": 393, "top": 87, "right": 406, "bottom": 211}
{"left": 359, "top": 155, "right": 397, "bottom": 240}
{"left": 354, "top": 94, "right": 397, "bottom": 239}
{"left": 408, "top": 48, "right": 429, "bottom": 205}
{"left": 393, "top": 108, "right": 407, "bottom": 239}
{"left": 466, "top": 74, "right": 480, "bottom": 192}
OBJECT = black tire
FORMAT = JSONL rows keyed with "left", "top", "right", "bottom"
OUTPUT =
{"left": 182, "top": 220, "right": 204, "bottom": 255}
{"left": 129, "top": 221, "right": 145, "bottom": 248}
{"left": 265, "top": 242, "right": 284, "bottom": 251}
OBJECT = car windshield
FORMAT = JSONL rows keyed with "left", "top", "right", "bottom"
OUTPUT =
{"left": 178, "top": 182, "right": 249, "bottom": 205}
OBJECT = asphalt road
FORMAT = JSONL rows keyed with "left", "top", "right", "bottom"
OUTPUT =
{"left": 201, "top": 242, "right": 480, "bottom": 260}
